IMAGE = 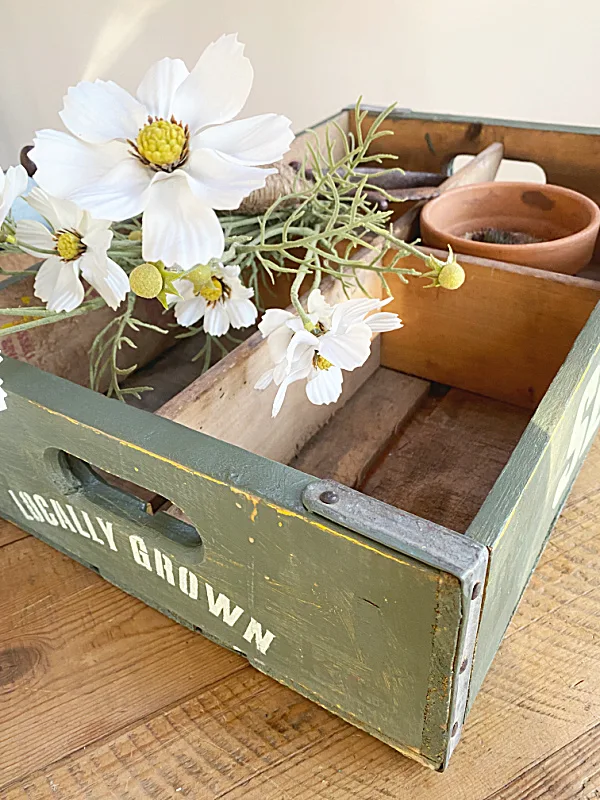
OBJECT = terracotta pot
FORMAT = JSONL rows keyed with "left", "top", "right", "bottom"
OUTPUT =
{"left": 420, "top": 182, "right": 600, "bottom": 275}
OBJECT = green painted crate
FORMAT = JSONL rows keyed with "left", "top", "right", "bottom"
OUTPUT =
{"left": 2, "top": 107, "right": 600, "bottom": 771}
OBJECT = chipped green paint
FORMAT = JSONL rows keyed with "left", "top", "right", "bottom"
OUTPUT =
{"left": 0, "top": 358, "right": 476, "bottom": 770}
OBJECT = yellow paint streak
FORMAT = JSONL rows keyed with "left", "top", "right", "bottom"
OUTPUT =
{"left": 29, "top": 401, "right": 433, "bottom": 572}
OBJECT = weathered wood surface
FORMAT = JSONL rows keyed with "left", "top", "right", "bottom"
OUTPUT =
{"left": 3, "top": 413, "right": 600, "bottom": 798}
{"left": 381, "top": 251, "right": 600, "bottom": 409}
{"left": 0, "top": 254, "right": 175, "bottom": 390}
{"left": 290, "top": 367, "right": 429, "bottom": 486}
{"left": 0, "top": 356, "right": 466, "bottom": 770}
{"left": 157, "top": 271, "right": 384, "bottom": 464}
{"left": 363, "top": 388, "right": 531, "bottom": 532}
{"left": 356, "top": 109, "right": 600, "bottom": 210}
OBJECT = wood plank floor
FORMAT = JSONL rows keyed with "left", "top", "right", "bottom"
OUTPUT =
{"left": 2, "top": 374, "right": 600, "bottom": 799}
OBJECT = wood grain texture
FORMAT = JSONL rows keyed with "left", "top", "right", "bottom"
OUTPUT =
{"left": 380, "top": 251, "right": 600, "bottom": 409}
{"left": 362, "top": 388, "right": 531, "bottom": 532}
{"left": 5, "top": 434, "right": 600, "bottom": 799}
{"left": 0, "top": 536, "right": 245, "bottom": 788}
{"left": 157, "top": 272, "right": 383, "bottom": 464}
{"left": 290, "top": 367, "right": 429, "bottom": 485}
{"left": 0, "top": 255, "right": 176, "bottom": 389}
{"left": 0, "top": 517, "right": 28, "bottom": 548}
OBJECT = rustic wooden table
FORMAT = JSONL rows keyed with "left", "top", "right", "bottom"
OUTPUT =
{"left": 1, "top": 389, "right": 599, "bottom": 799}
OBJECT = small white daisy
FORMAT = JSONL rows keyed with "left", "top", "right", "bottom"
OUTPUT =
{"left": 255, "top": 289, "right": 403, "bottom": 417}
{"left": 0, "top": 165, "right": 28, "bottom": 227}
{"left": 16, "top": 188, "right": 129, "bottom": 313}
{"left": 169, "top": 264, "right": 257, "bottom": 336}
{"left": 30, "top": 34, "right": 294, "bottom": 269}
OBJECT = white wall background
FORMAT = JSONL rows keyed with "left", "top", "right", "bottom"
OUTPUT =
{"left": 1, "top": 0, "right": 599, "bottom": 167}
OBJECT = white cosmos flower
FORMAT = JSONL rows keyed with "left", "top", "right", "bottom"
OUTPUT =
{"left": 0, "top": 165, "right": 28, "bottom": 227}
{"left": 168, "top": 264, "right": 257, "bottom": 336}
{"left": 255, "top": 289, "right": 403, "bottom": 417}
{"left": 16, "top": 188, "right": 129, "bottom": 313}
{"left": 30, "top": 34, "right": 294, "bottom": 269}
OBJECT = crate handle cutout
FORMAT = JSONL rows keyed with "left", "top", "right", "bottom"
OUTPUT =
{"left": 43, "top": 448, "right": 203, "bottom": 550}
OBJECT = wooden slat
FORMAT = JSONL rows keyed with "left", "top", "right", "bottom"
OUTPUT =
{"left": 380, "top": 251, "right": 600, "bottom": 409}
{"left": 6, "top": 434, "right": 600, "bottom": 799}
{"left": 362, "top": 388, "right": 531, "bottom": 532}
{"left": 356, "top": 112, "right": 600, "bottom": 209}
{"left": 0, "top": 536, "right": 245, "bottom": 788}
{"left": 290, "top": 367, "right": 429, "bottom": 485}
{"left": 0, "top": 518, "right": 28, "bottom": 548}
{"left": 0, "top": 255, "right": 176, "bottom": 389}
{"left": 157, "top": 272, "right": 383, "bottom": 465}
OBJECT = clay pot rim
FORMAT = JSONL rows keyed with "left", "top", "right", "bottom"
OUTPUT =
{"left": 421, "top": 181, "right": 600, "bottom": 255}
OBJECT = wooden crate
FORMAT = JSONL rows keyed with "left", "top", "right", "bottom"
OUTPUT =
{"left": 1, "top": 107, "right": 600, "bottom": 771}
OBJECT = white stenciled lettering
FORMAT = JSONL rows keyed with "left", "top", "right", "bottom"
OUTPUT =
{"left": 154, "top": 549, "right": 175, "bottom": 585}
{"left": 129, "top": 535, "right": 152, "bottom": 570}
{"left": 33, "top": 494, "right": 58, "bottom": 526}
{"left": 95, "top": 517, "right": 118, "bottom": 551}
{"left": 242, "top": 618, "right": 275, "bottom": 654}
{"left": 49, "top": 499, "right": 77, "bottom": 532}
{"left": 66, "top": 505, "right": 91, "bottom": 538}
{"left": 8, "top": 490, "right": 35, "bottom": 521}
{"left": 205, "top": 583, "right": 244, "bottom": 626}
{"left": 179, "top": 566, "right": 199, "bottom": 599}
{"left": 19, "top": 492, "right": 44, "bottom": 523}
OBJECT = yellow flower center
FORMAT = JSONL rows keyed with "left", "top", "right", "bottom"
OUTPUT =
{"left": 198, "top": 277, "right": 224, "bottom": 303}
{"left": 136, "top": 119, "right": 187, "bottom": 167}
{"left": 314, "top": 354, "right": 333, "bottom": 371}
{"left": 56, "top": 231, "right": 84, "bottom": 261}
{"left": 438, "top": 262, "right": 466, "bottom": 290}
{"left": 129, "top": 263, "right": 164, "bottom": 299}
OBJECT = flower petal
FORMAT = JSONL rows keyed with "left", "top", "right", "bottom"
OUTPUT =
{"left": 25, "top": 187, "right": 83, "bottom": 231}
{"left": 318, "top": 322, "right": 373, "bottom": 371}
{"left": 193, "top": 114, "right": 294, "bottom": 166}
{"left": 81, "top": 221, "right": 113, "bottom": 254}
{"left": 365, "top": 311, "right": 403, "bottom": 333}
{"left": 79, "top": 252, "right": 129, "bottom": 310}
{"left": 330, "top": 297, "right": 383, "bottom": 334}
{"left": 254, "top": 369, "right": 274, "bottom": 391}
{"left": 258, "top": 308, "right": 294, "bottom": 337}
{"left": 272, "top": 362, "right": 312, "bottom": 418}
{"left": 285, "top": 329, "right": 318, "bottom": 369}
{"left": 174, "top": 295, "right": 206, "bottom": 328}
{"left": 307, "top": 289, "right": 333, "bottom": 321}
{"left": 31, "top": 131, "right": 151, "bottom": 220}
{"left": 185, "top": 148, "right": 273, "bottom": 209}
{"left": 225, "top": 297, "right": 257, "bottom": 329}
{"left": 60, "top": 79, "right": 146, "bottom": 143}
{"left": 172, "top": 34, "right": 253, "bottom": 132}
{"left": 136, "top": 57, "right": 189, "bottom": 119}
{"left": 0, "top": 165, "right": 28, "bottom": 224}
{"left": 204, "top": 303, "right": 230, "bottom": 336}
{"left": 142, "top": 174, "right": 224, "bottom": 268}
{"left": 34, "top": 256, "right": 84, "bottom": 313}
{"left": 306, "top": 365, "right": 343, "bottom": 406}
{"left": 15, "top": 219, "right": 55, "bottom": 256}
{"left": 267, "top": 324, "right": 294, "bottom": 364}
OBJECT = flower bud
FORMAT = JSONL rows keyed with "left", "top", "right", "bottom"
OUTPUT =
{"left": 130, "top": 262, "right": 163, "bottom": 299}
{"left": 438, "top": 262, "right": 466, "bottom": 290}
{"left": 128, "top": 230, "right": 143, "bottom": 242}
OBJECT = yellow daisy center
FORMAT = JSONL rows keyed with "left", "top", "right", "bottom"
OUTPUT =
{"left": 55, "top": 230, "right": 84, "bottom": 261}
{"left": 136, "top": 119, "right": 187, "bottom": 167}
{"left": 314, "top": 354, "right": 333, "bottom": 371}
{"left": 198, "top": 277, "right": 224, "bottom": 303}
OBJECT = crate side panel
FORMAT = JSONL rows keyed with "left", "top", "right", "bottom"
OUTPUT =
{"left": 466, "top": 301, "right": 600, "bottom": 706}
{"left": 380, "top": 252, "right": 600, "bottom": 409}
{"left": 0, "top": 358, "right": 460, "bottom": 763}
{"left": 353, "top": 109, "right": 600, "bottom": 206}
